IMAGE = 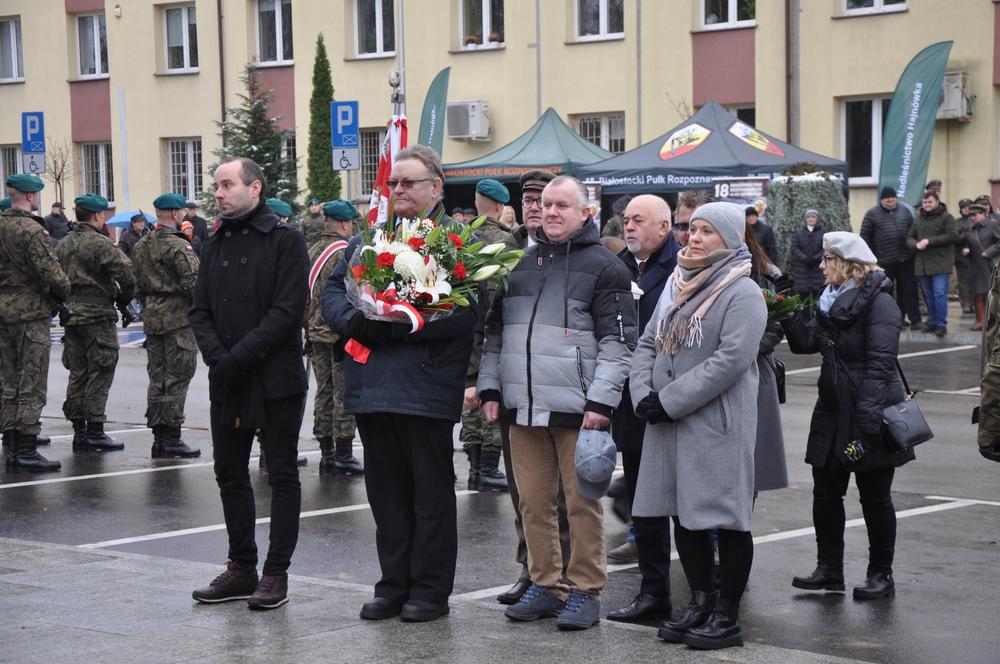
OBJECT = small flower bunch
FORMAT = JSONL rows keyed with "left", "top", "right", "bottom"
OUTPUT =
{"left": 762, "top": 289, "right": 812, "bottom": 331}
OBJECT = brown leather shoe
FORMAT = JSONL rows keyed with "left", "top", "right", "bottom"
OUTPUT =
{"left": 247, "top": 574, "right": 289, "bottom": 610}
{"left": 497, "top": 578, "right": 531, "bottom": 605}
{"left": 192, "top": 561, "right": 258, "bottom": 603}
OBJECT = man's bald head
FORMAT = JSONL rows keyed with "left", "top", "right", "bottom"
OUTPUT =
{"left": 623, "top": 195, "right": 671, "bottom": 259}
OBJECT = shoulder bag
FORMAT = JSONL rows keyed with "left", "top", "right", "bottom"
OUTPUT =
{"left": 882, "top": 360, "right": 933, "bottom": 450}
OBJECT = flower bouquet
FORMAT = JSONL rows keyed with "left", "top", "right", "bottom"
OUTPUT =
{"left": 346, "top": 215, "right": 523, "bottom": 332}
{"left": 762, "top": 289, "right": 812, "bottom": 331}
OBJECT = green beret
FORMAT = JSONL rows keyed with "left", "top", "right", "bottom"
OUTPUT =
{"left": 266, "top": 198, "right": 292, "bottom": 218}
{"left": 74, "top": 193, "right": 109, "bottom": 213}
{"left": 476, "top": 178, "right": 509, "bottom": 204}
{"left": 323, "top": 200, "right": 358, "bottom": 221}
{"left": 308, "top": 197, "right": 320, "bottom": 205}
{"left": 153, "top": 193, "right": 186, "bottom": 210}
{"left": 0, "top": 197, "right": 10, "bottom": 211}
{"left": 6, "top": 174, "right": 44, "bottom": 193}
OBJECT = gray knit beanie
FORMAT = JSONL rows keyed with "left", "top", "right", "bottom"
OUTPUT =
{"left": 690, "top": 201, "right": 746, "bottom": 250}
{"left": 803, "top": 208, "right": 819, "bottom": 220}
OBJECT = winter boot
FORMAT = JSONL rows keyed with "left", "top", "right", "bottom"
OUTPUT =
{"left": 657, "top": 590, "right": 716, "bottom": 642}
{"left": 35, "top": 433, "right": 51, "bottom": 447}
{"left": 154, "top": 425, "right": 200, "bottom": 459}
{"left": 477, "top": 446, "right": 509, "bottom": 492}
{"left": 1, "top": 430, "right": 13, "bottom": 450}
{"left": 79, "top": 421, "right": 124, "bottom": 451}
{"left": 317, "top": 436, "right": 337, "bottom": 472}
{"left": 332, "top": 437, "right": 364, "bottom": 475}
{"left": 682, "top": 598, "right": 744, "bottom": 650}
{"left": 70, "top": 419, "right": 88, "bottom": 451}
{"left": 6, "top": 432, "right": 61, "bottom": 473}
{"left": 792, "top": 565, "right": 845, "bottom": 591}
{"left": 466, "top": 446, "right": 481, "bottom": 490}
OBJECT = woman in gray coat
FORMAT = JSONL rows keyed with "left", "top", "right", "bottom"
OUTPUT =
{"left": 630, "top": 202, "right": 766, "bottom": 650}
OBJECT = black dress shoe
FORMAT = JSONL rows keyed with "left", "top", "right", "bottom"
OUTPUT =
{"left": 683, "top": 598, "right": 743, "bottom": 650}
{"left": 792, "top": 565, "right": 845, "bottom": 592}
{"left": 853, "top": 572, "right": 894, "bottom": 600}
{"left": 359, "top": 597, "right": 404, "bottom": 620}
{"left": 497, "top": 578, "right": 531, "bottom": 605}
{"left": 400, "top": 599, "right": 450, "bottom": 622}
{"left": 657, "top": 590, "right": 715, "bottom": 642}
{"left": 606, "top": 593, "right": 671, "bottom": 623}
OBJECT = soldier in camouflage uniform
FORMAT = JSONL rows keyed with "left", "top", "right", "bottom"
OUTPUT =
{"left": 56, "top": 193, "right": 136, "bottom": 452}
{"left": 0, "top": 175, "right": 71, "bottom": 472}
{"left": 132, "top": 193, "right": 202, "bottom": 459}
{"left": 306, "top": 200, "right": 363, "bottom": 474}
{"left": 978, "top": 260, "right": 1000, "bottom": 462}
{"left": 460, "top": 179, "right": 519, "bottom": 492}
{"left": 301, "top": 198, "right": 325, "bottom": 249}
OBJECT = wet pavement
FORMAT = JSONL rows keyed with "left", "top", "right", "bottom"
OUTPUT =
{"left": 0, "top": 311, "right": 997, "bottom": 663}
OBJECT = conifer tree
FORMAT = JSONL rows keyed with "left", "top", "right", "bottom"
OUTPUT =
{"left": 306, "top": 34, "right": 341, "bottom": 201}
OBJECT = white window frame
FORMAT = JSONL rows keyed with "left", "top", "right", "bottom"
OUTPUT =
{"left": 575, "top": 0, "right": 624, "bottom": 42}
{"left": 0, "top": 145, "right": 23, "bottom": 183}
{"left": 163, "top": 5, "right": 198, "bottom": 73}
{"left": 0, "top": 17, "right": 24, "bottom": 82}
{"left": 459, "top": 0, "right": 504, "bottom": 50}
{"left": 354, "top": 0, "right": 396, "bottom": 58}
{"left": 81, "top": 142, "right": 115, "bottom": 203}
{"left": 843, "top": 0, "right": 907, "bottom": 17}
{"left": 700, "top": 0, "right": 756, "bottom": 30}
{"left": 76, "top": 12, "right": 108, "bottom": 78}
{"left": 256, "top": 0, "right": 293, "bottom": 65}
{"left": 360, "top": 126, "right": 387, "bottom": 194}
{"left": 840, "top": 96, "right": 891, "bottom": 187}
{"left": 574, "top": 112, "right": 625, "bottom": 154}
{"left": 167, "top": 138, "right": 202, "bottom": 201}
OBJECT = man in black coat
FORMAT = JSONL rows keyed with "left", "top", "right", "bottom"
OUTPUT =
{"left": 860, "top": 187, "right": 920, "bottom": 327}
{"left": 43, "top": 202, "right": 71, "bottom": 243}
{"left": 189, "top": 157, "right": 310, "bottom": 611}
{"left": 606, "top": 194, "right": 679, "bottom": 623}
{"left": 184, "top": 200, "right": 210, "bottom": 243}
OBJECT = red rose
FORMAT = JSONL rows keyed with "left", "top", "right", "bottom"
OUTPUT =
{"left": 377, "top": 252, "right": 395, "bottom": 267}
{"left": 452, "top": 262, "right": 467, "bottom": 281}
{"left": 408, "top": 237, "right": 425, "bottom": 251}
{"left": 448, "top": 233, "right": 463, "bottom": 248}
{"left": 351, "top": 265, "right": 367, "bottom": 279}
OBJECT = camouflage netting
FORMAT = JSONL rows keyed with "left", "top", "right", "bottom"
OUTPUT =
{"left": 766, "top": 171, "right": 851, "bottom": 272}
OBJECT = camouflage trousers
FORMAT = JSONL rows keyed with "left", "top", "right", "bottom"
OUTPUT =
{"left": 311, "top": 341, "right": 355, "bottom": 440}
{"left": 144, "top": 328, "right": 198, "bottom": 428}
{"left": 61, "top": 322, "right": 118, "bottom": 423}
{"left": 459, "top": 404, "right": 502, "bottom": 451}
{"left": 0, "top": 319, "right": 52, "bottom": 435}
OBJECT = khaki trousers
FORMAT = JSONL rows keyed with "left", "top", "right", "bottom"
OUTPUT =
{"left": 509, "top": 424, "right": 606, "bottom": 598}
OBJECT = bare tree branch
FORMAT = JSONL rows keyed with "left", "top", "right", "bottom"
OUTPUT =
{"left": 45, "top": 138, "right": 75, "bottom": 203}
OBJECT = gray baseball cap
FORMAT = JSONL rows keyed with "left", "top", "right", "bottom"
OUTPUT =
{"left": 575, "top": 428, "right": 617, "bottom": 500}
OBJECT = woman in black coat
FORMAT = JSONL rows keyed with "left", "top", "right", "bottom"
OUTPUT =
{"left": 790, "top": 209, "right": 825, "bottom": 298}
{"left": 782, "top": 232, "right": 914, "bottom": 601}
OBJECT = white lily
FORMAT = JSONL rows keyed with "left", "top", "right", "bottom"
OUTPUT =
{"left": 392, "top": 249, "right": 426, "bottom": 281}
{"left": 411, "top": 256, "right": 452, "bottom": 303}
{"left": 471, "top": 264, "right": 501, "bottom": 281}
{"left": 478, "top": 242, "right": 506, "bottom": 256}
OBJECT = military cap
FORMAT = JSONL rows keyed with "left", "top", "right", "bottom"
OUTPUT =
{"left": 976, "top": 194, "right": 992, "bottom": 202}
{"left": 6, "top": 174, "right": 44, "bottom": 193}
{"left": 0, "top": 197, "right": 10, "bottom": 211}
{"left": 463, "top": 208, "right": 477, "bottom": 217}
{"left": 184, "top": 200, "right": 199, "bottom": 209}
{"left": 308, "top": 197, "right": 320, "bottom": 206}
{"left": 823, "top": 231, "right": 877, "bottom": 266}
{"left": 323, "top": 200, "right": 358, "bottom": 221}
{"left": 451, "top": 207, "right": 465, "bottom": 216}
{"left": 958, "top": 198, "right": 974, "bottom": 209}
{"left": 476, "top": 178, "right": 510, "bottom": 204}
{"left": 266, "top": 198, "right": 292, "bottom": 218}
{"left": 74, "top": 193, "right": 109, "bottom": 213}
{"left": 153, "top": 193, "right": 186, "bottom": 210}
{"left": 968, "top": 203, "right": 989, "bottom": 214}
{"left": 519, "top": 169, "right": 557, "bottom": 193}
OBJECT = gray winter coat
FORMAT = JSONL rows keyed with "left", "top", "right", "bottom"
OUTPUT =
{"left": 630, "top": 275, "right": 766, "bottom": 531}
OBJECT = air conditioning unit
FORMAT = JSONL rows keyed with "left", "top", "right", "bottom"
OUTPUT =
{"left": 937, "top": 71, "right": 972, "bottom": 121}
{"left": 447, "top": 101, "right": 491, "bottom": 141}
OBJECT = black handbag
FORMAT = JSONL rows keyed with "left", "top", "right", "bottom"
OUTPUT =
{"left": 773, "top": 357, "right": 786, "bottom": 404}
{"left": 882, "top": 360, "right": 933, "bottom": 450}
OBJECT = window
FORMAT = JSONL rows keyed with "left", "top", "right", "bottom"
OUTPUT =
{"left": 167, "top": 139, "right": 202, "bottom": 201}
{"left": 460, "top": 0, "right": 504, "bottom": 49}
{"left": 576, "top": 0, "right": 623, "bottom": 40}
{"left": 165, "top": 5, "right": 198, "bottom": 71}
{"left": 281, "top": 134, "right": 297, "bottom": 178}
{"left": 0, "top": 145, "right": 22, "bottom": 183}
{"left": 360, "top": 127, "right": 386, "bottom": 194}
{"left": 723, "top": 105, "right": 756, "bottom": 127}
{"left": 0, "top": 17, "right": 23, "bottom": 81}
{"left": 81, "top": 142, "right": 114, "bottom": 202}
{"left": 842, "top": 97, "right": 892, "bottom": 185}
{"left": 257, "top": 0, "right": 292, "bottom": 64}
{"left": 575, "top": 113, "right": 625, "bottom": 154}
{"left": 844, "top": 0, "right": 906, "bottom": 15}
{"left": 77, "top": 13, "right": 108, "bottom": 77}
{"left": 356, "top": 0, "right": 395, "bottom": 57}
{"left": 701, "top": 0, "right": 755, "bottom": 28}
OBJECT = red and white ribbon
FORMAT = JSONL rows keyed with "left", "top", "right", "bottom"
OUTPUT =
{"left": 359, "top": 285, "right": 425, "bottom": 333}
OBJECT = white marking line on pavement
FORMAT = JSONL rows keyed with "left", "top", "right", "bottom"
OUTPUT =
{"left": 924, "top": 494, "right": 1000, "bottom": 508}
{"left": 785, "top": 344, "right": 977, "bottom": 375}
{"left": 78, "top": 490, "right": 479, "bottom": 549}
{"left": 923, "top": 387, "right": 980, "bottom": 396}
{"left": 47, "top": 427, "right": 152, "bottom": 441}
{"left": 450, "top": 497, "right": 979, "bottom": 602}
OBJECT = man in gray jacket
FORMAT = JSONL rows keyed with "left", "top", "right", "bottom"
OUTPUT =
{"left": 479, "top": 175, "right": 637, "bottom": 631}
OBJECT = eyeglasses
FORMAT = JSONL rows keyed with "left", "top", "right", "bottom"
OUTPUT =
{"left": 387, "top": 178, "right": 433, "bottom": 190}
{"left": 673, "top": 224, "right": 690, "bottom": 231}
{"left": 820, "top": 254, "right": 837, "bottom": 263}
{"left": 522, "top": 196, "right": 542, "bottom": 209}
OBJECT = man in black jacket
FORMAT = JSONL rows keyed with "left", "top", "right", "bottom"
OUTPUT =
{"left": 189, "top": 157, "right": 310, "bottom": 611}
{"left": 860, "top": 186, "right": 920, "bottom": 328}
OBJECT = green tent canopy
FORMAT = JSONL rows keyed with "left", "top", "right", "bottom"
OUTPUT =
{"left": 442, "top": 108, "right": 613, "bottom": 184}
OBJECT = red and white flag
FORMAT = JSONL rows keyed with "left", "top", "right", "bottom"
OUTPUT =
{"left": 367, "top": 114, "right": 408, "bottom": 225}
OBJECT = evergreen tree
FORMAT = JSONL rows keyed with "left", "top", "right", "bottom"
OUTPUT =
{"left": 306, "top": 34, "right": 341, "bottom": 202}
{"left": 202, "top": 63, "right": 300, "bottom": 217}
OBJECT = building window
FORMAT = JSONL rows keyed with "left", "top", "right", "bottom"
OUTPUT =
{"left": 701, "top": 0, "right": 755, "bottom": 29}
{"left": 575, "top": 113, "right": 625, "bottom": 154}
{"left": 844, "top": 0, "right": 906, "bottom": 15}
{"left": 360, "top": 127, "right": 386, "bottom": 194}
{"left": 723, "top": 105, "right": 756, "bottom": 127}
{"left": 576, "top": 0, "right": 624, "bottom": 40}
{"left": 842, "top": 97, "right": 891, "bottom": 185}
{"left": 355, "top": 0, "right": 395, "bottom": 57}
{"left": 0, "top": 17, "right": 24, "bottom": 82}
{"left": 0, "top": 145, "right": 22, "bottom": 183}
{"left": 167, "top": 139, "right": 202, "bottom": 201}
{"left": 460, "top": 0, "right": 504, "bottom": 49}
{"left": 77, "top": 13, "right": 108, "bottom": 77}
{"left": 257, "top": 0, "right": 292, "bottom": 64}
{"left": 81, "top": 142, "right": 114, "bottom": 203}
{"left": 165, "top": 5, "right": 198, "bottom": 71}
{"left": 281, "top": 134, "right": 297, "bottom": 178}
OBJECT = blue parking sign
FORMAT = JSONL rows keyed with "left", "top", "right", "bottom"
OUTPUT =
{"left": 21, "top": 112, "right": 45, "bottom": 154}
{"left": 331, "top": 101, "right": 359, "bottom": 149}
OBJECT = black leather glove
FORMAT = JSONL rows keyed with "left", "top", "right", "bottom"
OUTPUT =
{"left": 635, "top": 391, "right": 672, "bottom": 424}
{"left": 346, "top": 312, "right": 409, "bottom": 347}
{"left": 211, "top": 353, "right": 242, "bottom": 387}
{"left": 980, "top": 441, "right": 1000, "bottom": 463}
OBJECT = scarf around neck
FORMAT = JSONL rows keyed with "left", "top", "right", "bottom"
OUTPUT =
{"left": 818, "top": 278, "right": 857, "bottom": 314}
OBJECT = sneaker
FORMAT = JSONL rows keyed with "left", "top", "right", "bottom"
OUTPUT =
{"left": 192, "top": 561, "right": 258, "bottom": 603}
{"left": 556, "top": 589, "right": 601, "bottom": 631}
{"left": 247, "top": 574, "right": 289, "bottom": 610}
{"left": 504, "top": 583, "right": 565, "bottom": 621}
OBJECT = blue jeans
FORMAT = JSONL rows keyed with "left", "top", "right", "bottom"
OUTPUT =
{"left": 919, "top": 273, "right": 949, "bottom": 329}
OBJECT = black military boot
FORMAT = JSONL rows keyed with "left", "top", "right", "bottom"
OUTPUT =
{"left": 465, "top": 446, "right": 481, "bottom": 490}
{"left": 79, "top": 421, "right": 124, "bottom": 451}
{"left": 35, "top": 433, "right": 51, "bottom": 447}
{"left": 317, "top": 436, "right": 337, "bottom": 473}
{"left": 333, "top": 437, "right": 363, "bottom": 475}
{"left": 682, "top": 597, "right": 744, "bottom": 650}
{"left": 70, "top": 419, "right": 88, "bottom": 451}
{"left": 154, "top": 425, "right": 200, "bottom": 459}
{"left": 792, "top": 565, "right": 845, "bottom": 591}
{"left": 657, "top": 590, "right": 716, "bottom": 642}
{"left": 150, "top": 425, "right": 166, "bottom": 458}
{"left": 6, "top": 432, "right": 61, "bottom": 473}
{"left": 477, "top": 446, "right": 508, "bottom": 492}
{"left": 1, "top": 430, "right": 13, "bottom": 450}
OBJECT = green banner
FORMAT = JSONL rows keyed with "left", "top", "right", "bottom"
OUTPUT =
{"left": 878, "top": 41, "right": 953, "bottom": 206}
{"left": 417, "top": 67, "right": 451, "bottom": 156}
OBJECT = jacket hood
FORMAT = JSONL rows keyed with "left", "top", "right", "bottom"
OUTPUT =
{"left": 536, "top": 217, "right": 600, "bottom": 247}
{"left": 827, "top": 270, "right": 892, "bottom": 326}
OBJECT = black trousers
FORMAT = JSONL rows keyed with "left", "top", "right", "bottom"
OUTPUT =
{"left": 211, "top": 395, "right": 303, "bottom": 576}
{"left": 883, "top": 260, "right": 921, "bottom": 325}
{"left": 356, "top": 413, "right": 458, "bottom": 605}
{"left": 622, "top": 449, "right": 672, "bottom": 599}
{"left": 673, "top": 520, "right": 753, "bottom": 603}
{"left": 812, "top": 465, "right": 896, "bottom": 575}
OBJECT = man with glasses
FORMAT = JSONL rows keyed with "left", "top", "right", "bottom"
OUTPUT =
{"left": 513, "top": 170, "right": 553, "bottom": 248}
{"left": 673, "top": 190, "right": 714, "bottom": 248}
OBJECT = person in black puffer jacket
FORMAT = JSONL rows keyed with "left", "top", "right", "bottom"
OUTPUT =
{"left": 790, "top": 209, "right": 825, "bottom": 298}
{"left": 782, "top": 232, "right": 914, "bottom": 602}
{"left": 860, "top": 187, "right": 920, "bottom": 328}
